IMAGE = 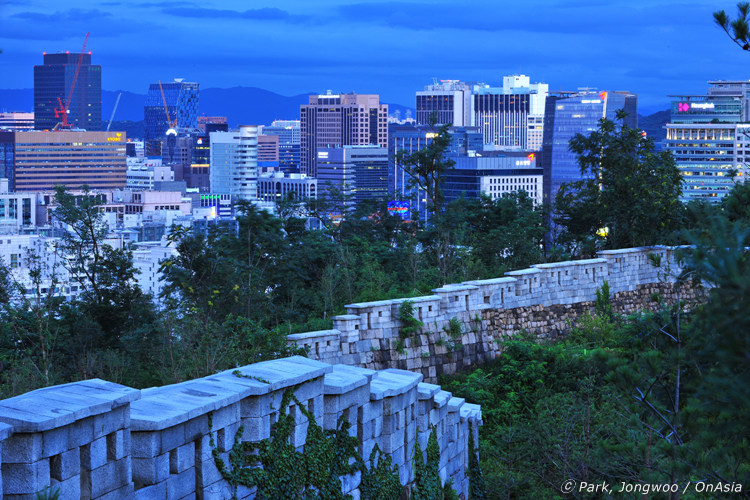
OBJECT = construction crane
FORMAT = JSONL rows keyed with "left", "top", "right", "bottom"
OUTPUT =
{"left": 53, "top": 32, "right": 90, "bottom": 130}
{"left": 158, "top": 80, "right": 178, "bottom": 133}
{"left": 106, "top": 92, "right": 122, "bottom": 131}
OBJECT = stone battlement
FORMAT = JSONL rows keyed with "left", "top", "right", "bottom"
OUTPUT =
{"left": 289, "top": 246, "right": 703, "bottom": 381}
{"left": 0, "top": 356, "right": 481, "bottom": 499}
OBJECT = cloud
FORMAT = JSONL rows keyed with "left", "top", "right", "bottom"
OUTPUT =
{"left": 161, "top": 6, "right": 309, "bottom": 23}
{"left": 335, "top": 1, "right": 707, "bottom": 35}
{"left": 2, "top": 9, "right": 152, "bottom": 40}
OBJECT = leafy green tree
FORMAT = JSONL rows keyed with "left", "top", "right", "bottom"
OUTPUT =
{"left": 554, "top": 112, "right": 683, "bottom": 256}
{"left": 714, "top": 2, "right": 750, "bottom": 50}
{"left": 396, "top": 117, "right": 456, "bottom": 282}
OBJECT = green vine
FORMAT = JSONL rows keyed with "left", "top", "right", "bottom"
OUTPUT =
{"left": 441, "top": 317, "right": 464, "bottom": 354}
{"left": 208, "top": 386, "right": 363, "bottom": 499}
{"left": 395, "top": 300, "right": 424, "bottom": 355}
{"left": 232, "top": 370, "right": 271, "bottom": 384}
{"left": 360, "top": 444, "right": 403, "bottom": 500}
{"left": 468, "top": 422, "right": 486, "bottom": 500}
{"left": 412, "top": 426, "right": 453, "bottom": 499}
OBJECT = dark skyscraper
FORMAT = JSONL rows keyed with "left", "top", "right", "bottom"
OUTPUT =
{"left": 34, "top": 53, "right": 102, "bottom": 131}
{"left": 540, "top": 90, "right": 637, "bottom": 206}
{"left": 144, "top": 79, "right": 200, "bottom": 157}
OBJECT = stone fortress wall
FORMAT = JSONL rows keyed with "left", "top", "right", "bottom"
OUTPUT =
{"left": 0, "top": 246, "right": 704, "bottom": 499}
{"left": 289, "top": 246, "right": 705, "bottom": 383}
{"left": 0, "top": 356, "right": 481, "bottom": 499}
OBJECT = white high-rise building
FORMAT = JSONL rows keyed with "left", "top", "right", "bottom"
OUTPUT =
{"left": 416, "top": 80, "right": 473, "bottom": 126}
{"left": 209, "top": 125, "right": 259, "bottom": 200}
{"left": 473, "top": 75, "right": 548, "bottom": 151}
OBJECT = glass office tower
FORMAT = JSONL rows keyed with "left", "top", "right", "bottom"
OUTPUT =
{"left": 34, "top": 53, "right": 102, "bottom": 131}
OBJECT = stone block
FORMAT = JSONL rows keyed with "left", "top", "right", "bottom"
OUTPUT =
{"left": 197, "top": 455, "right": 225, "bottom": 488}
{"left": 69, "top": 416, "right": 95, "bottom": 448}
{"left": 42, "top": 425, "right": 70, "bottom": 458}
{"left": 131, "top": 431, "right": 160, "bottom": 459}
{"left": 202, "top": 479, "right": 233, "bottom": 499}
{"left": 81, "top": 436, "right": 108, "bottom": 470}
{"left": 133, "top": 453, "right": 169, "bottom": 487}
{"left": 195, "top": 434, "right": 213, "bottom": 463}
{"left": 184, "top": 414, "right": 209, "bottom": 442}
{"left": 170, "top": 441, "right": 195, "bottom": 474}
{"left": 93, "top": 405, "right": 126, "bottom": 439}
{"left": 211, "top": 403, "right": 240, "bottom": 430}
{"left": 2, "top": 433, "right": 43, "bottom": 463}
{"left": 3, "top": 460, "right": 46, "bottom": 494}
{"left": 97, "top": 482, "right": 134, "bottom": 500}
{"left": 107, "top": 429, "right": 128, "bottom": 461}
{"left": 133, "top": 481, "right": 166, "bottom": 500}
{"left": 160, "top": 423, "right": 186, "bottom": 453}
{"left": 216, "top": 421, "right": 240, "bottom": 452}
{"left": 167, "top": 467, "right": 196, "bottom": 499}
{"left": 90, "top": 456, "right": 131, "bottom": 498}
{"left": 50, "top": 475, "right": 80, "bottom": 499}
{"left": 50, "top": 447, "right": 80, "bottom": 481}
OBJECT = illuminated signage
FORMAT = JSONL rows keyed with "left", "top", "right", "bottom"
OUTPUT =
{"left": 318, "top": 151, "right": 329, "bottom": 159}
{"left": 581, "top": 100, "right": 601, "bottom": 104}
{"left": 107, "top": 132, "right": 123, "bottom": 142}
{"left": 678, "top": 102, "right": 715, "bottom": 112}
{"left": 387, "top": 200, "right": 410, "bottom": 220}
{"left": 527, "top": 153, "right": 535, "bottom": 161}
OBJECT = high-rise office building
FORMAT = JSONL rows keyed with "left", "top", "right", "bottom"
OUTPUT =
{"left": 389, "top": 124, "right": 483, "bottom": 219}
{"left": 541, "top": 90, "right": 638, "bottom": 205}
{"left": 444, "top": 152, "right": 543, "bottom": 205}
{"left": 0, "top": 113, "right": 34, "bottom": 131}
{"left": 473, "top": 75, "right": 548, "bottom": 151}
{"left": 665, "top": 81, "right": 749, "bottom": 202}
{"left": 707, "top": 80, "right": 750, "bottom": 121}
{"left": 34, "top": 53, "right": 102, "bottom": 131}
{"left": 0, "top": 130, "right": 126, "bottom": 191}
{"left": 416, "top": 80, "right": 473, "bottom": 126}
{"left": 261, "top": 120, "right": 301, "bottom": 174}
{"left": 209, "top": 126, "right": 258, "bottom": 199}
{"left": 300, "top": 93, "right": 388, "bottom": 178}
{"left": 316, "top": 146, "right": 389, "bottom": 207}
{"left": 144, "top": 79, "right": 199, "bottom": 157}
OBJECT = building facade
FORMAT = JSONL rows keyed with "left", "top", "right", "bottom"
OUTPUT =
{"left": 209, "top": 126, "right": 258, "bottom": 199}
{"left": 261, "top": 120, "right": 301, "bottom": 174}
{"left": 472, "top": 75, "right": 549, "bottom": 151}
{"left": 34, "top": 53, "right": 102, "bottom": 131}
{"left": 0, "top": 113, "right": 34, "bottom": 131}
{"left": 144, "top": 79, "right": 199, "bottom": 157}
{"left": 0, "top": 130, "right": 127, "bottom": 192}
{"left": 444, "top": 152, "right": 543, "bottom": 205}
{"left": 416, "top": 80, "right": 473, "bottom": 126}
{"left": 541, "top": 90, "right": 638, "bottom": 205}
{"left": 665, "top": 81, "right": 750, "bottom": 202}
{"left": 300, "top": 93, "right": 388, "bottom": 178}
{"left": 257, "top": 172, "right": 317, "bottom": 203}
{"left": 317, "top": 145, "right": 388, "bottom": 207}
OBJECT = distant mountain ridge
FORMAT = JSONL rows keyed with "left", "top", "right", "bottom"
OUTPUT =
{"left": 0, "top": 87, "right": 413, "bottom": 129}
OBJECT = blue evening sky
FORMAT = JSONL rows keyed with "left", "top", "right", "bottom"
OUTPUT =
{"left": 0, "top": 0, "right": 746, "bottom": 113}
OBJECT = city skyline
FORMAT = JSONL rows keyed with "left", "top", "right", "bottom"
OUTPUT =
{"left": 0, "top": 0, "right": 745, "bottom": 113}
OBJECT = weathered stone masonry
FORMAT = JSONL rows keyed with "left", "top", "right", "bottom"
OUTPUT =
{"left": 289, "top": 246, "right": 706, "bottom": 382}
{"left": 0, "top": 357, "right": 481, "bottom": 499}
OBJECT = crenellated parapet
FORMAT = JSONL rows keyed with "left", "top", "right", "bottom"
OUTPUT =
{"left": 0, "top": 356, "right": 482, "bottom": 499}
{"left": 289, "top": 246, "right": 705, "bottom": 382}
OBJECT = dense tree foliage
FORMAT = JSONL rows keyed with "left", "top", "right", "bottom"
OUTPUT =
{"left": 553, "top": 112, "right": 683, "bottom": 256}
{"left": 442, "top": 215, "right": 750, "bottom": 497}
